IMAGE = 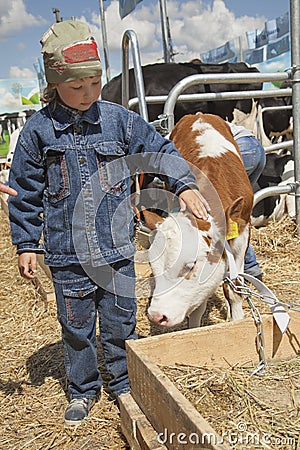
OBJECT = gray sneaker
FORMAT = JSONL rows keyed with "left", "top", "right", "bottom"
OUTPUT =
{"left": 64, "top": 398, "right": 95, "bottom": 426}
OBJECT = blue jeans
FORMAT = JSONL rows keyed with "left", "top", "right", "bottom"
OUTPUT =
{"left": 237, "top": 136, "right": 266, "bottom": 187}
{"left": 236, "top": 136, "right": 266, "bottom": 276}
{"left": 51, "top": 259, "right": 137, "bottom": 399}
{"left": 244, "top": 243, "right": 261, "bottom": 276}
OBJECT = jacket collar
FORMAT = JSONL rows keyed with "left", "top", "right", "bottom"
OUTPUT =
{"left": 48, "top": 101, "right": 102, "bottom": 131}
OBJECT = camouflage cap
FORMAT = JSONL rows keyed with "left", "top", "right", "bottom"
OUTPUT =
{"left": 40, "top": 20, "right": 102, "bottom": 83}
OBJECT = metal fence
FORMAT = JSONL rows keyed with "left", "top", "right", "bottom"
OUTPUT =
{"left": 120, "top": 0, "right": 300, "bottom": 233}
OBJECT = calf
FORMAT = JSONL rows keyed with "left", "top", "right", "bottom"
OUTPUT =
{"left": 146, "top": 113, "right": 253, "bottom": 328}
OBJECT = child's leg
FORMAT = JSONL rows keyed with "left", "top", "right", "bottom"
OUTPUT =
{"left": 51, "top": 265, "right": 102, "bottom": 400}
{"left": 97, "top": 259, "right": 137, "bottom": 397}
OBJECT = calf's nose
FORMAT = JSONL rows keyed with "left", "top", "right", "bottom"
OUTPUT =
{"left": 148, "top": 311, "right": 169, "bottom": 326}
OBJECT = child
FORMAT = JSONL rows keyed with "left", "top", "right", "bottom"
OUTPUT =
{"left": 228, "top": 122, "right": 266, "bottom": 280}
{"left": 8, "top": 20, "right": 209, "bottom": 426}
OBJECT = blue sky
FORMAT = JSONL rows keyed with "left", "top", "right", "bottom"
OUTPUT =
{"left": 0, "top": 0, "right": 290, "bottom": 83}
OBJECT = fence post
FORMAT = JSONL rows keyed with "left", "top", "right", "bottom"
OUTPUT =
{"left": 290, "top": 0, "right": 300, "bottom": 236}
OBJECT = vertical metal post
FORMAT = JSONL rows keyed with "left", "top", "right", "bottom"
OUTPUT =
{"left": 290, "top": 0, "right": 300, "bottom": 235}
{"left": 159, "top": 0, "right": 171, "bottom": 63}
{"left": 98, "top": 0, "right": 111, "bottom": 83}
{"left": 238, "top": 36, "right": 243, "bottom": 62}
{"left": 122, "top": 30, "right": 149, "bottom": 121}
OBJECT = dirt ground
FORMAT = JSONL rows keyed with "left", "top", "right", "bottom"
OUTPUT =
{"left": 0, "top": 202, "right": 299, "bottom": 449}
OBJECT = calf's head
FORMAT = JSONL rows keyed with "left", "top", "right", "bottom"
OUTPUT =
{"left": 146, "top": 211, "right": 225, "bottom": 327}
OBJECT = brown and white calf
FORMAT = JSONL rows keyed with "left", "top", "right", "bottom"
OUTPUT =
{"left": 146, "top": 112, "right": 254, "bottom": 328}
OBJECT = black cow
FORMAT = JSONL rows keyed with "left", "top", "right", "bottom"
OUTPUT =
{"left": 101, "top": 61, "right": 262, "bottom": 124}
{"left": 0, "top": 110, "right": 36, "bottom": 144}
{"left": 258, "top": 96, "right": 292, "bottom": 142}
{"left": 234, "top": 79, "right": 292, "bottom": 143}
{"left": 252, "top": 151, "right": 295, "bottom": 227}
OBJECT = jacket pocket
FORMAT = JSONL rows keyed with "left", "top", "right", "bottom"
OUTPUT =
{"left": 45, "top": 148, "right": 70, "bottom": 203}
{"left": 95, "top": 143, "right": 129, "bottom": 196}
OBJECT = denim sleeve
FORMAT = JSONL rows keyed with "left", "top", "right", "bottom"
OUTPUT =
{"left": 8, "top": 133, "right": 45, "bottom": 253}
{"left": 128, "top": 112, "right": 199, "bottom": 196}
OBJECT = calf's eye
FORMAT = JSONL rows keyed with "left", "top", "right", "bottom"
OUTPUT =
{"left": 178, "top": 262, "right": 195, "bottom": 278}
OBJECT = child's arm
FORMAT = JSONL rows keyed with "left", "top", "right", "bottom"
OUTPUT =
{"left": 179, "top": 189, "right": 210, "bottom": 220}
{"left": 18, "top": 253, "right": 37, "bottom": 280}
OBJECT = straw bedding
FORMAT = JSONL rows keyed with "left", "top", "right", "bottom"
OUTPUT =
{"left": 0, "top": 202, "right": 299, "bottom": 449}
{"left": 162, "top": 359, "right": 300, "bottom": 449}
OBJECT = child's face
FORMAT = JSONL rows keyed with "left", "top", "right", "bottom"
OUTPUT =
{"left": 55, "top": 76, "right": 102, "bottom": 111}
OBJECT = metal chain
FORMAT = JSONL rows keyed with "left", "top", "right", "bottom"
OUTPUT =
{"left": 223, "top": 276, "right": 270, "bottom": 375}
{"left": 245, "top": 294, "right": 267, "bottom": 375}
{"left": 224, "top": 276, "right": 300, "bottom": 313}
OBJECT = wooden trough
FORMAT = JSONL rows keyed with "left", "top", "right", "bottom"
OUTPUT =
{"left": 119, "top": 312, "right": 300, "bottom": 450}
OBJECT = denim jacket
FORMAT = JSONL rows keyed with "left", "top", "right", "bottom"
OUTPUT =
{"left": 9, "top": 100, "right": 198, "bottom": 267}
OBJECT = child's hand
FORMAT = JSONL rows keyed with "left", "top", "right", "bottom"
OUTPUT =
{"left": 0, "top": 182, "right": 17, "bottom": 196}
{"left": 18, "top": 253, "right": 38, "bottom": 280}
{"left": 179, "top": 189, "right": 210, "bottom": 220}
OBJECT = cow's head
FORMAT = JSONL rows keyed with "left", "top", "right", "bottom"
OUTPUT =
{"left": 144, "top": 209, "right": 226, "bottom": 327}
{"left": 144, "top": 195, "right": 247, "bottom": 327}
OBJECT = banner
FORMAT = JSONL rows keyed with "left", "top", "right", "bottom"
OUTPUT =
{"left": 244, "top": 33, "right": 290, "bottom": 65}
{"left": 201, "top": 40, "right": 236, "bottom": 64}
{"left": 243, "top": 47, "right": 265, "bottom": 65}
{"left": 200, "top": 11, "right": 290, "bottom": 67}
{"left": 119, "top": 0, "right": 143, "bottom": 19}
{"left": 249, "top": 11, "right": 289, "bottom": 49}
{"left": 0, "top": 78, "right": 40, "bottom": 159}
{"left": 266, "top": 34, "right": 290, "bottom": 60}
{"left": 0, "top": 78, "right": 41, "bottom": 114}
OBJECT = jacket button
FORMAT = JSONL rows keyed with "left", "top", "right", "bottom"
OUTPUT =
{"left": 78, "top": 290, "right": 84, "bottom": 298}
{"left": 116, "top": 147, "right": 121, "bottom": 154}
{"left": 79, "top": 156, "right": 85, "bottom": 164}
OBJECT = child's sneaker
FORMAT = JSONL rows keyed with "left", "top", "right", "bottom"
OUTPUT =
{"left": 64, "top": 398, "right": 95, "bottom": 426}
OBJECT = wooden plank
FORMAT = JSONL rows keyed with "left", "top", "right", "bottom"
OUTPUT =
{"left": 31, "top": 276, "right": 55, "bottom": 306}
{"left": 130, "top": 312, "right": 300, "bottom": 368}
{"left": 119, "top": 393, "right": 168, "bottom": 450}
{"left": 37, "top": 253, "right": 52, "bottom": 280}
{"left": 126, "top": 313, "right": 300, "bottom": 450}
{"left": 126, "top": 343, "right": 229, "bottom": 450}
{"left": 0, "top": 194, "right": 8, "bottom": 215}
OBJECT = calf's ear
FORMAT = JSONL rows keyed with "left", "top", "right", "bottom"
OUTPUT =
{"left": 225, "top": 196, "right": 249, "bottom": 233}
{"left": 141, "top": 207, "right": 165, "bottom": 230}
{"left": 226, "top": 196, "right": 244, "bottom": 222}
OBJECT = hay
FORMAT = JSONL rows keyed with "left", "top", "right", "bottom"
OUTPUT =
{"left": 1, "top": 200, "right": 299, "bottom": 449}
{"left": 0, "top": 207, "right": 129, "bottom": 450}
{"left": 162, "top": 359, "right": 300, "bottom": 449}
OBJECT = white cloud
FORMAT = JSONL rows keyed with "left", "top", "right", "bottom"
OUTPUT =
{"left": 0, "top": 0, "right": 268, "bottom": 82}
{"left": 91, "top": 0, "right": 266, "bottom": 78}
{"left": 9, "top": 66, "right": 36, "bottom": 79}
{"left": 0, "top": 0, "right": 47, "bottom": 41}
{"left": 0, "top": 91, "right": 20, "bottom": 109}
{"left": 17, "top": 42, "right": 26, "bottom": 50}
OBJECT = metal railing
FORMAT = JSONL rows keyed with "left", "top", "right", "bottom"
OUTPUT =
{"left": 120, "top": 26, "right": 299, "bottom": 233}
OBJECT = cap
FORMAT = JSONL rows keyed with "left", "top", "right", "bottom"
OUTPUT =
{"left": 40, "top": 20, "right": 102, "bottom": 83}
